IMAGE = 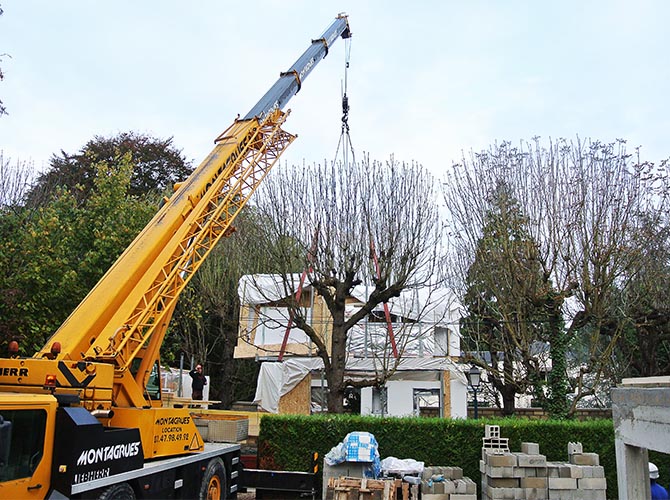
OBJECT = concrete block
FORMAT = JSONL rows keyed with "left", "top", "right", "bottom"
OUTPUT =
{"left": 525, "top": 487, "right": 548, "bottom": 500}
{"left": 549, "top": 490, "right": 575, "bottom": 500}
{"left": 487, "top": 486, "right": 518, "bottom": 499}
{"left": 575, "top": 465, "right": 605, "bottom": 477}
{"left": 568, "top": 465, "right": 583, "bottom": 478}
{"left": 521, "top": 442, "right": 540, "bottom": 455}
{"left": 480, "top": 460, "right": 486, "bottom": 473}
{"left": 519, "top": 467, "right": 547, "bottom": 477}
{"left": 483, "top": 437, "right": 510, "bottom": 453}
{"left": 450, "top": 495, "right": 477, "bottom": 500}
{"left": 513, "top": 467, "right": 527, "bottom": 478}
{"left": 547, "top": 463, "right": 561, "bottom": 477}
{"left": 487, "top": 466, "right": 516, "bottom": 478}
{"left": 517, "top": 454, "right": 547, "bottom": 467}
{"left": 570, "top": 453, "right": 599, "bottom": 466}
{"left": 443, "top": 481, "right": 456, "bottom": 494}
{"left": 559, "top": 465, "right": 573, "bottom": 478}
{"left": 534, "top": 467, "right": 547, "bottom": 477}
{"left": 520, "top": 477, "right": 547, "bottom": 488}
{"left": 432, "top": 481, "right": 445, "bottom": 494}
{"left": 485, "top": 424, "right": 501, "bottom": 438}
{"left": 454, "top": 477, "right": 477, "bottom": 494}
{"left": 422, "top": 466, "right": 436, "bottom": 480}
{"left": 450, "top": 466, "right": 464, "bottom": 479}
{"left": 577, "top": 477, "right": 607, "bottom": 490}
{"left": 567, "top": 442, "right": 583, "bottom": 455}
{"left": 421, "top": 495, "right": 449, "bottom": 500}
{"left": 588, "top": 490, "right": 607, "bottom": 500}
{"left": 464, "top": 477, "right": 477, "bottom": 494}
{"left": 486, "top": 453, "right": 517, "bottom": 467}
{"left": 548, "top": 477, "right": 578, "bottom": 489}
{"left": 487, "top": 478, "right": 519, "bottom": 488}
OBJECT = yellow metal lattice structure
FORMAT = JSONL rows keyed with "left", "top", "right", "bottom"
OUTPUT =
{"left": 38, "top": 110, "right": 295, "bottom": 408}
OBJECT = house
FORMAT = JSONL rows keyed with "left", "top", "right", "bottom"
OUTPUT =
{"left": 234, "top": 274, "right": 468, "bottom": 418}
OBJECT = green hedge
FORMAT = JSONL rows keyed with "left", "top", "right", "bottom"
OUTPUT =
{"left": 258, "top": 414, "right": 670, "bottom": 500}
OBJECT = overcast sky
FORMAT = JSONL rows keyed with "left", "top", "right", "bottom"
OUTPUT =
{"left": 2, "top": 1, "right": 669, "bottom": 178}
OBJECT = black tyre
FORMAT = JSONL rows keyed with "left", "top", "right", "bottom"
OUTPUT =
{"left": 97, "top": 482, "right": 135, "bottom": 500}
{"left": 199, "top": 457, "right": 227, "bottom": 500}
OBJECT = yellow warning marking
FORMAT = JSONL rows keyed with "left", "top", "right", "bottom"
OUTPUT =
{"left": 189, "top": 431, "right": 203, "bottom": 450}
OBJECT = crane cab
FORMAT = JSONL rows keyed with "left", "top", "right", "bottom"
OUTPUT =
{"left": 0, "top": 393, "right": 57, "bottom": 499}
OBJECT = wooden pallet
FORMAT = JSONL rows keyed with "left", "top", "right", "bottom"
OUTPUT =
{"left": 326, "top": 477, "right": 418, "bottom": 500}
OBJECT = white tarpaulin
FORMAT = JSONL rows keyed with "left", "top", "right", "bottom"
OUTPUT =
{"left": 238, "top": 274, "right": 461, "bottom": 326}
{"left": 238, "top": 274, "right": 462, "bottom": 353}
{"left": 253, "top": 356, "right": 467, "bottom": 413}
{"left": 238, "top": 274, "right": 308, "bottom": 305}
{"left": 253, "top": 357, "right": 323, "bottom": 413}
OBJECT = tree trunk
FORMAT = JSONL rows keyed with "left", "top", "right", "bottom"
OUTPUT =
{"left": 325, "top": 322, "right": 348, "bottom": 413}
{"left": 500, "top": 386, "right": 516, "bottom": 416}
{"left": 501, "top": 356, "right": 517, "bottom": 416}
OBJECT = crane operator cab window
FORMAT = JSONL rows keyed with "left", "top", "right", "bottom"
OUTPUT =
{"left": 131, "top": 359, "right": 162, "bottom": 401}
{"left": 0, "top": 410, "right": 46, "bottom": 482}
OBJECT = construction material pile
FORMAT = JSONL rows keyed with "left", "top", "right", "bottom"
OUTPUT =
{"left": 480, "top": 425, "right": 606, "bottom": 500}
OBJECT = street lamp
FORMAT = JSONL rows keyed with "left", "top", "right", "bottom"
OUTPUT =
{"left": 466, "top": 366, "right": 481, "bottom": 419}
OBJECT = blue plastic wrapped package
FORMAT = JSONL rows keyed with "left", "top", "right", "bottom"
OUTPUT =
{"left": 344, "top": 432, "right": 378, "bottom": 462}
{"left": 324, "top": 432, "right": 382, "bottom": 478}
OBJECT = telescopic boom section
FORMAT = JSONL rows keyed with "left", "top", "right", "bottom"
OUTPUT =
{"left": 35, "top": 14, "right": 351, "bottom": 410}
{"left": 244, "top": 13, "right": 351, "bottom": 121}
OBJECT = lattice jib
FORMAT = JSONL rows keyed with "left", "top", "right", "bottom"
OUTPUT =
{"left": 98, "top": 111, "right": 296, "bottom": 370}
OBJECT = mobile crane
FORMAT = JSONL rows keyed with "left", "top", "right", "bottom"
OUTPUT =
{"left": 0, "top": 14, "right": 351, "bottom": 500}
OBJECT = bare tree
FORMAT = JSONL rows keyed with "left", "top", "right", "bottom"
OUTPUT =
{"left": 250, "top": 155, "right": 445, "bottom": 413}
{"left": 170, "top": 209, "right": 281, "bottom": 407}
{"left": 444, "top": 138, "right": 666, "bottom": 415}
{"left": 0, "top": 5, "right": 8, "bottom": 116}
{"left": 0, "top": 153, "right": 34, "bottom": 209}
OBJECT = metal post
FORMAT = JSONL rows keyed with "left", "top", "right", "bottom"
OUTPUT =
{"left": 178, "top": 352, "right": 184, "bottom": 397}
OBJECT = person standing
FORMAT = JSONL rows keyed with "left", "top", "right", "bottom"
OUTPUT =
{"left": 189, "top": 364, "right": 207, "bottom": 400}
{"left": 650, "top": 462, "right": 669, "bottom": 500}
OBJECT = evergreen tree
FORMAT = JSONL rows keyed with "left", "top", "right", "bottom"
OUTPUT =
{"left": 461, "top": 181, "right": 566, "bottom": 415}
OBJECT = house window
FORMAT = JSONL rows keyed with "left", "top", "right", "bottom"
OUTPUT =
{"left": 310, "top": 386, "right": 328, "bottom": 414}
{"left": 434, "top": 327, "right": 450, "bottom": 356}
{"left": 257, "top": 306, "right": 310, "bottom": 346}
{"left": 371, "top": 386, "right": 388, "bottom": 415}
{"left": 413, "top": 388, "right": 440, "bottom": 417}
{"left": 245, "top": 306, "right": 257, "bottom": 343}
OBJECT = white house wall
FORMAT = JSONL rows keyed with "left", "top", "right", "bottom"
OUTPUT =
{"left": 450, "top": 377, "right": 467, "bottom": 419}
{"left": 360, "top": 380, "right": 439, "bottom": 417}
{"left": 360, "top": 379, "right": 467, "bottom": 418}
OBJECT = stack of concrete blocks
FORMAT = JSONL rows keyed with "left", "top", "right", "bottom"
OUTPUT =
{"left": 480, "top": 425, "right": 607, "bottom": 500}
{"left": 420, "top": 466, "right": 477, "bottom": 500}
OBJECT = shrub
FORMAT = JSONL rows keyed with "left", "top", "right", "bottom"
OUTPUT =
{"left": 258, "top": 414, "right": 670, "bottom": 500}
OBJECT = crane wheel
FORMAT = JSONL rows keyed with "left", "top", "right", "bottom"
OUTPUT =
{"left": 97, "top": 482, "right": 135, "bottom": 500}
{"left": 199, "top": 457, "right": 227, "bottom": 500}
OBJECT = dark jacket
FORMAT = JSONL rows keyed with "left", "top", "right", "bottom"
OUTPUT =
{"left": 189, "top": 369, "right": 207, "bottom": 391}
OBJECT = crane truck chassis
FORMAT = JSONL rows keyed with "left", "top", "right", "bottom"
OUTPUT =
{"left": 0, "top": 13, "right": 351, "bottom": 500}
